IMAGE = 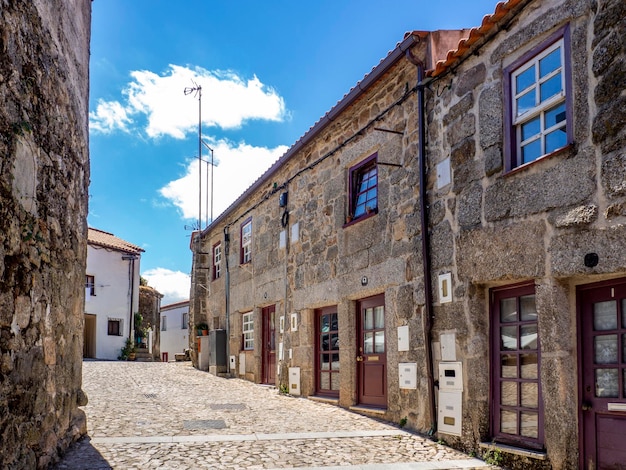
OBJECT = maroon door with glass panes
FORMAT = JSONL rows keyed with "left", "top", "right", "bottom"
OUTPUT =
{"left": 315, "top": 306, "right": 339, "bottom": 397}
{"left": 491, "top": 283, "right": 544, "bottom": 450}
{"left": 579, "top": 279, "right": 626, "bottom": 469}
{"left": 357, "top": 295, "right": 387, "bottom": 408}
{"left": 262, "top": 305, "right": 276, "bottom": 385}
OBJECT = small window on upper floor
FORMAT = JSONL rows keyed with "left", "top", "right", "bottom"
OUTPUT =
{"left": 213, "top": 242, "right": 222, "bottom": 280}
{"left": 161, "top": 316, "right": 167, "bottom": 332}
{"left": 504, "top": 26, "right": 572, "bottom": 171}
{"left": 182, "top": 312, "right": 189, "bottom": 330}
{"left": 348, "top": 153, "right": 378, "bottom": 223}
{"left": 85, "top": 275, "right": 95, "bottom": 296}
{"left": 240, "top": 218, "right": 252, "bottom": 264}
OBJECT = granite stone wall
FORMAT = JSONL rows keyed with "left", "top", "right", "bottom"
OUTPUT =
{"left": 426, "top": 0, "right": 625, "bottom": 468}
{"left": 0, "top": 1, "right": 91, "bottom": 467}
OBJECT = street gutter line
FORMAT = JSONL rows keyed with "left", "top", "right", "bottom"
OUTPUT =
{"left": 90, "top": 429, "right": 411, "bottom": 444}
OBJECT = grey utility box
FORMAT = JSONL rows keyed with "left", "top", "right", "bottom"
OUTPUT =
{"left": 208, "top": 329, "right": 227, "bottom": 375}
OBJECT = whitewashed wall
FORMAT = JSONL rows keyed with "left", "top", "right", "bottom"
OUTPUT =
{"left": 85, "top": 245, "right": 141, "bottom": 360}
{"left": 160, "top": 302, "right": 189, "bottom": 360}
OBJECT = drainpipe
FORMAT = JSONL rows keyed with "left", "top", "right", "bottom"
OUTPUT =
{"left": 224, "top": 226, "right": 231, "bottom": 373}
{"left": 122, "top": 254, "right": 137, "bottom": 341}
{"left": 406, "top": 48, "right": 437, "bottom": 435}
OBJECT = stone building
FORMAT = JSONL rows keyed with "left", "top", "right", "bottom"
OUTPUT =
{"left": 189, "top": 0, "right": 625, "bottom": 468}
{"left": 139, "top": 284, "right": 164, "bottom": 361}
{"left": 0, "top": 1, "right": 91, "bottom": 468}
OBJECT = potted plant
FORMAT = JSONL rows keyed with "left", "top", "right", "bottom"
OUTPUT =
{"left": 118, "top": 338, "right": 135, "bottom": 361}
{"left": 196, "top": 322, "right": 209, "bottom": 336}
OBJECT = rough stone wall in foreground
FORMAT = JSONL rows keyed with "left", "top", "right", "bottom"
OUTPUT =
{"left": 0, "top": 1, "right": 91, "bottom": 468}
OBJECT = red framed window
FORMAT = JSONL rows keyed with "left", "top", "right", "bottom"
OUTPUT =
{"left": 348, "top": 153, "right": 378, "bottom": 222}
{"left": 212, "top": 242, "right": 222, "bottom": 280}
{"left": 491, "top": 283, "right": 544, "bottom": 450}
{"left": 504, "top": 25, "right": 572, "bottom": 171}
{"left": 240, "top": 218, "right": 252, "bottom": 264}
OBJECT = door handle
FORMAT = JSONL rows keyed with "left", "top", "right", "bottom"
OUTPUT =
{"left": 356, "top": 356, "right": 363, "bottom": 362}
{"left": 582, "top": 402, "right": 592, "bottom": 411}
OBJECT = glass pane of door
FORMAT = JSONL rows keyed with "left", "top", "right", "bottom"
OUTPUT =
{"left": 594, "top": 301, "right": 617, "bottom": 330}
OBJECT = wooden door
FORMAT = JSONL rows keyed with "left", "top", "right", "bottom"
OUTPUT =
{"left": 262, "top": 305, "right": 276, "bottom": 385}
{"left": 357, "top": 295, "right": 387, "bottom": 408}
{"left": 579, "top": 279, "right": 626, "bottom": 469}
{"left": 315, "top": 307, "right": 340, "bottom": 397}
{"left": 83, "top": 314, "right": 96, "bottom": 358}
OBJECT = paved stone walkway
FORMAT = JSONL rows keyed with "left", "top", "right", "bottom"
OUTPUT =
{"left": 55, "top": 361, "right": 495, "bottom": 469}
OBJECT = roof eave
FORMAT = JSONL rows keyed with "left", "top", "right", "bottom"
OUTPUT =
{"left": 202, "top": 32, "right": 427, "bottom": 235}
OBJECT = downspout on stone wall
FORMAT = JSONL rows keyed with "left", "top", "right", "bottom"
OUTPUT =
{"left": 224, "top": 226, "right": 231, "bottom": 371}
{"left": 406, "top": 48, "right": 437, "bottom": 435}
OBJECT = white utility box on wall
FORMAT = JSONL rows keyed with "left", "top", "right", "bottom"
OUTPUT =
{"left": 438, "top": 361, "right": 463, "bottom": 391}
{"left": 438, "top": 390, "right": 463, "bottom": 436}
{"left": 399, "top": 362, "right": 417, "bottom": 389}
{"left": 397, "top": 325, "right": 410, "bottom": 351}
{"left": 289, "top": 367, "right": 301, "bottom": 395}
{"left": 438, "top": 361, "right": 463, "bottom": 436}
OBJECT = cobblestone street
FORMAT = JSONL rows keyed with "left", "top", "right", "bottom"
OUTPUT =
{"left": 55, "top": 361, "right": 494, "bottom": 469}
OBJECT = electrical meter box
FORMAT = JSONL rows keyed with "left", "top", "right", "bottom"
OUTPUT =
{"left": 438, "top": 361, "right": 463, "bottom": 391}
{"left": 438, "top": 390, "right": 462, "bottom": 436}
{"left": 398, "top": 363, "right": 417, "bottom": 389}
{"left": 289, "top": 367, "right": 301, "bottom": 395}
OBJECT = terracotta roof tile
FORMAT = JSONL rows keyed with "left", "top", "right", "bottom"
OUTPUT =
{"left": 427, "top": 0, "right": 529, "bottom": 77}
{"left": 88, "top": 227, "right": 144, "bottom": 255}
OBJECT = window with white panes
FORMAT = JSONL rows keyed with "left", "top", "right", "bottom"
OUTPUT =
{"left": 505, "top": 27, "right": 571, "bottom": 170}
{"left": 242, "top": 312, "right": 254, "bottom": 350}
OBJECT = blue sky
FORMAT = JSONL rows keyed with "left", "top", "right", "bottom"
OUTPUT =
{"left": 89, "top": 0, "right": 500, "bottom": 304}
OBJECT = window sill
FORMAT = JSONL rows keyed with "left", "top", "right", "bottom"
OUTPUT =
{"left": 505, "top": 142, "right": 575, "bottom": 177}
{"left": 479, "top": 442, "right": 547, "bottom": 460}
{"left": 343, "top": 210, "right": 377, "bottom": 228}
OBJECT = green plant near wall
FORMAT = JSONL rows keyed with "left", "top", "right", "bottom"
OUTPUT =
{"left": 118, "top": 338, "right": 135, "bottom": 361}
{"left": 483, "top": 445, "right": 504, "bottom": 466}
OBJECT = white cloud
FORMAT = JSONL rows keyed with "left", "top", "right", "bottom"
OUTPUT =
{"left": 159, "top": 139, "right": 289, "bottom": 223}
{"left": 142, "top": 267, "right": 190, "bottom": 305}
{"left": 89, "top": 99, "right": 133, "bottom": 133}
{"left": 90, "top": 65, "right": 286, "bottom": 138}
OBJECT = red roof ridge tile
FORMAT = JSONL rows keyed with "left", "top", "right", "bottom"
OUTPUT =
{"left": 427, "top": 0, "right": 530, "bottom": 78}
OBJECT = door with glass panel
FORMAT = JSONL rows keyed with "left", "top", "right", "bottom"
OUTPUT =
{"left": 357, "top": 295, "right": 386, "bottom": 408}
{"left": 315, "top": 307, "right": 339, "bottom": 397}
{"left": 491, "top": 284, "right": 543, "bottom": 450}
{"left": 262, "top": 305, "right": 276, "bottom": 385}
{"left": 579, "top": 279, "right": 626, "bottom": 469}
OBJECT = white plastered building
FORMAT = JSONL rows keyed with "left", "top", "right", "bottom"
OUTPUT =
{"left": 159, "top": 300, "right": 190, "bottom": 361}
{"left": 83, "top": 228, "right": 144, "bottom": 360}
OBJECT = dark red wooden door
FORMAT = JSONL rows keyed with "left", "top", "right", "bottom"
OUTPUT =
{"left": 357, "top": 295, "right": 387, "bottom": 408}
{"left": 315, "top": 306, "right": 340, "bottom": 397}
{"left": 262, "top": 305, "right": 276, "bottom": 385}
{"left": 579, "top": 279, "right": 626, "bottom": 469}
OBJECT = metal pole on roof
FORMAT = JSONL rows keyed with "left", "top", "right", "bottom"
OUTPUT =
{"left": 201, "top": 141, "right": 215, "bottom": 225}
{"left": 184, "top": 82, "right": 202, "bottom": 231}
